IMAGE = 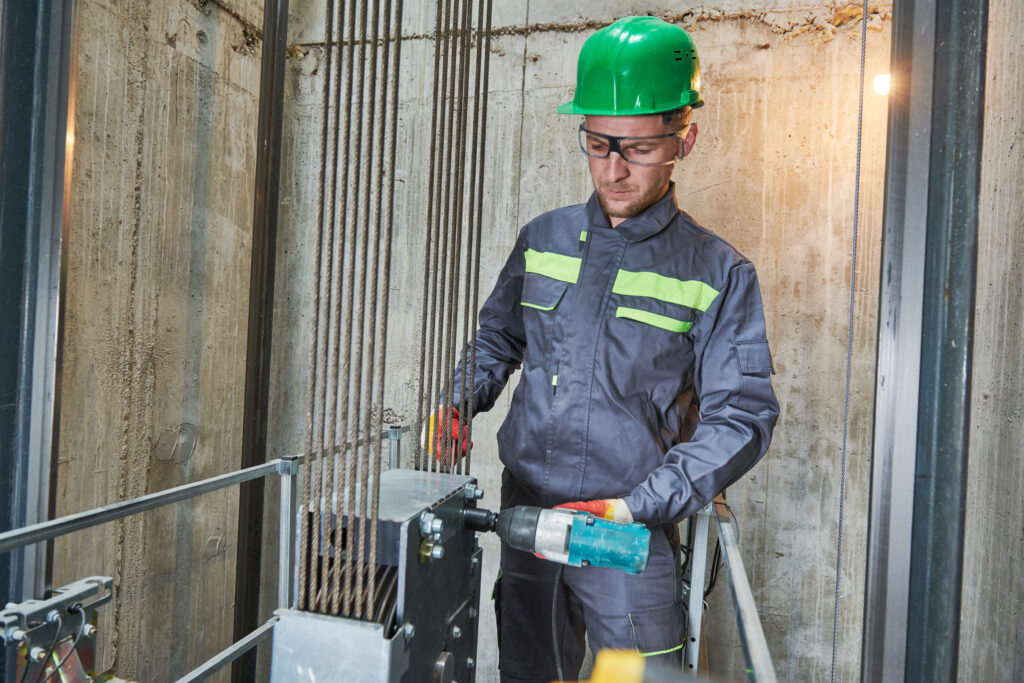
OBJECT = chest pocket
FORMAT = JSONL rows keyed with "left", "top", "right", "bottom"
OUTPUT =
{"left": 521, "top": 273, "right": 569, "bottom": 311}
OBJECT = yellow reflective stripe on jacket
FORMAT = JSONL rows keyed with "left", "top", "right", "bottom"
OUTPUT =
{"left": 524, "top": 248, "right": 582, "bottom": 284}
{"left": 615, "top": 307, "right": 692, "bottom": 333}
{"left": 612, "top": 269, "right": 719, "bottom": 311}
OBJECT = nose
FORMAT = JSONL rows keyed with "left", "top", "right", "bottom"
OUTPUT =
{"left": 606, "top": 150, "right": 630, "bottom": 181}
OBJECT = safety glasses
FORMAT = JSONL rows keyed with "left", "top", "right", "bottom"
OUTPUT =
{"left": 577, "top": 123, "right": 688, "bottom": 166}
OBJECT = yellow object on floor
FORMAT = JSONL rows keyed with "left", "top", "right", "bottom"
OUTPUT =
{"left": 562, "top": 650, "right": 646, "bottom": 683}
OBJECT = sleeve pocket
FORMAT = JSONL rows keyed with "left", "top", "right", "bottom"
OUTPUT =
{"left": 521, "top": 274, "right": 568, "bottom": 311}
{"left": 737, "top": 339, "right": 775, "bottom": 375}
{"left": 628, "top": 601, "right": 686, "bottom": 656}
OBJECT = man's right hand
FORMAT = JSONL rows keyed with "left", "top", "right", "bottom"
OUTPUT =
{"left": 421, "top": 406, "right": 472, "bottom": 466}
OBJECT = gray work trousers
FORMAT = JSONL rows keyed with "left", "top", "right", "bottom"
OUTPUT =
{"left": 494, "top": 471, "right": 686, "bottom": 683}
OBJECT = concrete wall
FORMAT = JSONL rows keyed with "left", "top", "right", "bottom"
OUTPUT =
{"left": 959, "top": 0, "right": 1024, "bottom": 679}
{"left": 272, "top": 2, "right": 891, "bottom": 680}
{"left": 54, "top": 0, "right": 262, "bottom": 679}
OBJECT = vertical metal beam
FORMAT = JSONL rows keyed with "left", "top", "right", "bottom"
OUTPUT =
{"left": 233, "top": 0, "right": 289, "bottom": 679}
{"left": 0, "top": 0, "right": 75, "bottom": 607}
{"left": 863, "top": 0, "right": 988, "bottom": 679}
{"left": 905, "top": 0, "right": 987, "bottom": 678}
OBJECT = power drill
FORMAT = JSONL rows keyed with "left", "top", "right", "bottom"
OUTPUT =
{"left": 463, "top": 505, "right": 651, "bottom": 574}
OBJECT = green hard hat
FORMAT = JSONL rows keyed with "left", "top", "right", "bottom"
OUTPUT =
{"left": 557, "top": 16, "right": 704, "bottom": 116}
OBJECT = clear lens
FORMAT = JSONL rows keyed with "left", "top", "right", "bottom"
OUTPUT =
{"left": 578, "top": 126, "right": 683, "bottom": 166}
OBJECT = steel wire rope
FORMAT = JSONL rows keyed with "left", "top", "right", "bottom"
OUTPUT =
{"left": 458, "top": 0, "right": 491, "bottom": 475}
{"left": 831, "top": 0, "right": 868, "bottom": 679}
{"left": 464, "top": 0, "right": 493, "bottom": 475}
{"left": 365, "top": 0, "right": 401, "bottom": 616}
{"left": 338, "top": 0, "right": 362, "bottom": 618}
{"left": 434, "top": 0, "right": 464, "bottom": 469}
{"left": 426, "top": 0, "right": 457, "bottom": 473}
{"left": 345, "top": 0, "right": 374, "bottom": 619}
{"left": 321, "top": 0, "right": 348, "bottom": 613}
{"left": 355, "top": 0, "right": 384, "bottom": 619}
{"left": 298, "top": 0, "right": 337, "bottom": 612}
{"left": 413, "top": 0, "right": 450, "bottom": 472}
{"left": 302, "top": 0, "right": 339, "bottom": 613}
{"left": 441, "top": 0, "right": 474, "bottom": 472}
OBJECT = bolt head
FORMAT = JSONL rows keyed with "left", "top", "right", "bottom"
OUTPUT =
{"left": 419, "top": 512, "right": 436, "bottom": 536}
{"left": 431, "top": 544, "right": 445, "bottom": 560}
{"left": 29, "top": 646, "right": 46, "bottom": 663}
{"left": 85, "top": 624, "right": 97, "bottom": 638}
{"left": 430, "top": 517, "right": 444, "bottom": 534}
{"left": 451, "top": 625, "right": 462, "bottom": 638}
{"left": 404, "top": 623, "right": 415, "bottom": 638}
{"left": 471, "top": 556, "right": 480, "bottom": 567}
{"left": 466, "top": 657, "right": 475, "bottom": 669}
{"left": 8, "top": 628, "right": 26, "bottom": 643}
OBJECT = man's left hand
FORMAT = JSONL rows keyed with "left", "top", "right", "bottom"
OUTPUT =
{"left": 555, "top": 498, "right": 633, "bottom": 524}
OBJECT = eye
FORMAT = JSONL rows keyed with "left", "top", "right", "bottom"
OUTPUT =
{"left": 586, "top": 137, "right": 609, "bottom": 153}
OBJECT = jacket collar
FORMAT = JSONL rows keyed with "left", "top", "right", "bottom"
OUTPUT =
{"left": 585, "top": 183, "right": 679, "bottom": 242}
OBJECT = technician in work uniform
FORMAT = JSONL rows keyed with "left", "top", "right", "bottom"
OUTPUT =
{"left": 446, "top": 17, "right": 778, "bottom": 682}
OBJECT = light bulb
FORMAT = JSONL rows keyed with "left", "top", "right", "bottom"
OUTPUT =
{"left": 873, "top": 74, "right": 890, "bottom": 96}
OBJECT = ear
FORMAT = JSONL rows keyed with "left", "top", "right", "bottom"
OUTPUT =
{"left": 682, "top": 122, "right": 698, "bottom": 158}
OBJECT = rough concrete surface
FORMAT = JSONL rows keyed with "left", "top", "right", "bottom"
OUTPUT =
{"left": 958, "top": 0, "right": 1024, "bottom": 679}
{"left": 53, "top": 0, "right": 260, "bottom": 680}
{"left": 269, "top": 2, "right": 892, "bottom": 681}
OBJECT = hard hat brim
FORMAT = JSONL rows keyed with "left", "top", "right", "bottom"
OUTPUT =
{"left": 556, "top": 98, "right": 705, "bottom": 116}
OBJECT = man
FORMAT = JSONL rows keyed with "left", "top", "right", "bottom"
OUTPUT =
{"left": 434, "top": 16, "right": 778, "bottom": 682}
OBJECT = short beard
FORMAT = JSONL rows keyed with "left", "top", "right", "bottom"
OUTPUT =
{"left": 596, "top": 181, "right": 670, "bottom": 221}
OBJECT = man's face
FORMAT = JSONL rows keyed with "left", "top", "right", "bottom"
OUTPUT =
{"left": 584, "top": 114, "right": 681, "bottom": 227}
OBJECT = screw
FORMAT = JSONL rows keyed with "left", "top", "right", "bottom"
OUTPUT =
{"left": 29, "top": 647, "right": 46, "bottom": 663}
{"left": 404, "top": 623, "right": 415, "bottom": 638}
{"left": 466, "top": 657, "right": 475, "bottom": 669}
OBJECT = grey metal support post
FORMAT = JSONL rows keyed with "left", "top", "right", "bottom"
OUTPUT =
{"left": 684, "top": 503, "right": 712, "bottom": 673}
{"left": 388, "top": 425, "right": 403, "bottom": 469}
{"left": 277, "top": 457, "right": 299, "bottom": 611}
{"left": 863, "top": 0, "right": 988, "bottom": 679}
{"left": 0, "top": 0, "right": 75, "bottom": 609}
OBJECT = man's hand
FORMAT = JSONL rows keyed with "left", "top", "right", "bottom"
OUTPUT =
{"left": 555, "top": 498, "right": 633, "bottom": 524}
{"left": 421, "top": 406, "right": 472, "bottom": 466}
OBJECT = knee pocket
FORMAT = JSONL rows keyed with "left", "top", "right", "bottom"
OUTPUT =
{"left": 628, "top": 600, "right": 686, "bottom": 658}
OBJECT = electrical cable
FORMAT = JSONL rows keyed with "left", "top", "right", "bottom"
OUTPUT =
{"left": 20, "top": 613, "right": 61, "bottom": 683}
{"left": 551, "top": 565, "right": 565, "bottom": 683}
{"left": 39, "top": 606, "right": 87, "bottom": 683}
{"left": 831, "top": 0, "right": 868, "bottom": 680}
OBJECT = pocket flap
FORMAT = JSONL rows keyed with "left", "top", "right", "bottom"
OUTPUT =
{"left": 521, "top": 274, "right": 568, "bottom": 311}
{"left": 628, "top": 601, "right": 685, "bottom": 656}
{"left": 737, "top": 339, "right": 775, "bottom": 375}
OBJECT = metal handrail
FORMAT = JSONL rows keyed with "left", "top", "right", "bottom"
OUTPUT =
{"left": 714, "top": 500, "right": 777, "bottom": 682}
{"left": 0, "top": 456, "right": 301, "bottom": 683}
{"left": 0, "top": 459, "right": 294, "bottom": 553}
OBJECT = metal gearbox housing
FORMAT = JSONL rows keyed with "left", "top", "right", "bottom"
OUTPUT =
{"left": 271, "top": 470, "right": 483, "bottom": 683}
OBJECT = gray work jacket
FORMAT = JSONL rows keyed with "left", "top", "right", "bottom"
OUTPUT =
{"left": 454, "top": 186, "right": 779, "bottom": 525}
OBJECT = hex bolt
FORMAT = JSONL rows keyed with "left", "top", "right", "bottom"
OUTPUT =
{"left": 8, "top": 629, "right": 26, "bottom": 643}
{"left": 466, "top": 657, "right": 475, "bottom": 669}
{"left": 84, "top": 624, "right": 97, "bottom": 638}
{"left": 468, "top": 607, "right": 477, "bottom": 619}
{"left": 431, "top": 543, "right": 445, "bottom": 560}
{"left": 419, "top": 512, "right": 436, "bottom": 537}
{"left": 430, "top": 516, "right": 444, "bottom": 534}
{"left": 404, "top": 623, "right": 415, "bottom": 639}
{"left": 463, "top": 484, "right": 484, "bottom": 500}
{"left": 451, "top": 625, "right": 462, "bottom": 639}
{"left": 29, "top": 647, "right": 47, "bottom": 663}
{"left": 471, "top": 556, "right": 480, "bottom": 567}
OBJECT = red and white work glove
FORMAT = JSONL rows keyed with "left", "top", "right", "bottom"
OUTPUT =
{"left": 421, "top": 406, "right": 472, "bottom": 467}
{"left": 555, "top": 498, "right": 633, "bottom": 524}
